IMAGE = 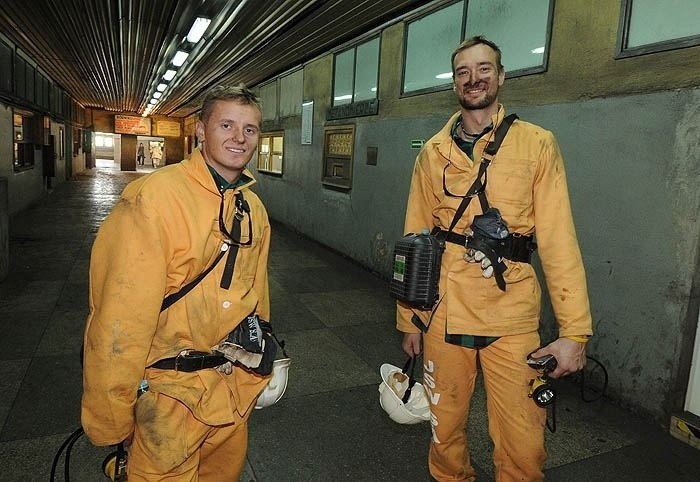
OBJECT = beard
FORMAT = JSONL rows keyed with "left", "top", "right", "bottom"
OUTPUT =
{"left": 457, "top": 82, "right": 499, "bottom": 110}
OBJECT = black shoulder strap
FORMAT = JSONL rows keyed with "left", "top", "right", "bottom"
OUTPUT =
{"left": 161, "top": 190, "right": 250, "bottom": 312}
{"left": 219, "top": 191, "right": 251, "bottom": 290}
{"left": 160, "top": 249, "right": 226, "bottom": 312}
{"left": 446, "top": 114, "right": 518, "bottom": 233}
{"left": 484, "top": 113, "right": 518, "bottom": 156}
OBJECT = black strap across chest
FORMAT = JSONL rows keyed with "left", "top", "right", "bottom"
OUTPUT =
{"left": 445, "top": 113, "right": 518, "bottom": 233}
{"left": 160, "top": 190, "right": 249, "bottom": 312}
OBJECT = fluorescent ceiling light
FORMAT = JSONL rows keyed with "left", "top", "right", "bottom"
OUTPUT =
{"left": 187, "top": 17, "right": 211, "bottom": 43}
{"left": 531, "top": 47, "right": 545, "bottom": 54}
{"left": 156, "top": 83, "right": 168, "bottom": 92}
{"left": 163, "top": 69, "right": 177, "bottom": 81}
{"left": 172, "top": 50, "right": 189, "bottom": 67}
{"left": 333, "top": 94, "right": 352, "bottom": 101}
{"left": 435, "top": 72, "right": 453, "bottom": 79}
{"left": 149, "top": 99, "right": 157, "bottom": 105}
{"left": 370, "top": 87, "right": 377, "bottom": 92}
{"left": 152, "top": 92, "right": 162, "bottom": 99}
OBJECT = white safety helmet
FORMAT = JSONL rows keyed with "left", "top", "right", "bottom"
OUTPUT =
{"left": 255, "top": 358, "right": 291, "bottom": 409}
{"left": 378, "top": 363, "right": 431, "bottom": 424}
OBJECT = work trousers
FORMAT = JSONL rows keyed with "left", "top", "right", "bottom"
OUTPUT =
{"left": 128, "top": 391, "right": 248, "bottom": 481}
{"left": 423, "top": 326, "right": 546, "bottom": 482}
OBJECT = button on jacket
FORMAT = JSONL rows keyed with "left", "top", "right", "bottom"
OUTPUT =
{"left": 397, "top": 105, "right": 592, "bottom": 339}
{"left": 82, "top": 148, "right": 271, "bottom": 446}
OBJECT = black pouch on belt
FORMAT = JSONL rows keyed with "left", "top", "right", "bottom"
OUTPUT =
{"left": 466, "top": 207, "right": 510, "bottom": 290}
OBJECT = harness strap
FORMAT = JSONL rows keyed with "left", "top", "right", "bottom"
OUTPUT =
{"left": 445, "top": 114, "right": 518, "bottom": 234}
{"left": 220, "top": 191, "right": 250, "bottom": 290}
{"left": 161, "top": 191, "right": 250, "bottom": 311}
{"left": 160, "top": 249, "right": 226, "bottom": 312}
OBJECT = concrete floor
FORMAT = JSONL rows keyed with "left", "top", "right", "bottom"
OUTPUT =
{"left": 0, "top": 167, "right": 698, "bottom": 481}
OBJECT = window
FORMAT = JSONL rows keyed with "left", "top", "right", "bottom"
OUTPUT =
{"left": 58, "top": 127, "right": 65, "bottom": 160}
{"left": 0, "top": 39, "right": 12, "bottom": 93}
{"left": 617, "top": 0, "right": 700, "bottom": 58}
{"left": 13, "top": 110, "right": 36, "bottom": 172}
{"left": 464, "top": 0, "right": 552, "bottom": 76}
{"left": 279, "top": 70, "right": 303, "bottom": 117}
{"left": 94, "top": 135, "right": 113, "bottom": 148}
{"left": 402, "top": 0, "right": 553, "bottom": 95}
{"left": 257, "top": 132, "right": 284, "bottom": 175}
{"left": 259, "top": 81, "right": 277, "bottom": 121}
{"left": 322, "top": 125, "right": 355, "bottom": 190}
{"left": 403, "top": 2, "right": 463, "bottom": 94}
{"left": 332, "top": 37, "right": 379, "bottom": 106}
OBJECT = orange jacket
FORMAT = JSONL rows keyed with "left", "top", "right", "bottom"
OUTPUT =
{"left": 82, "top": 148, "right": 270, "bottom": 445}
{"left": 397, "top": 106, "right": 592, "bottom": 338}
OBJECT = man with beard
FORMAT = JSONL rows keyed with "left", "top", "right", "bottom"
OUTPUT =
{"left": 396, "top": 36, "right": 592, "bottom": 481}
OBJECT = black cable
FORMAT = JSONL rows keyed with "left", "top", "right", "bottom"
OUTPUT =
{"left": 63, "top": 426, "right": 84, "bottom": 481}
{"left": 50, "top": 426, "right": 84, "bottom": 481}
{"left": 547, "top": 397, "right": 557, "bottom": 433}
{"left": 580, "top": 355, "right": 608, "bottom": 403}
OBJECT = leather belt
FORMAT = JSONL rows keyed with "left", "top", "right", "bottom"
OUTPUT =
{"left": 433, "top": 228, "right": 536, "bottom": 263}
{"left": 148, "top": 350, "right": 228, "bottom": 372}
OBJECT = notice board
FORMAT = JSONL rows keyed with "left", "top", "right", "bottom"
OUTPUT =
{"left": 114, "top": 115, "right": 152, "bottom": 135}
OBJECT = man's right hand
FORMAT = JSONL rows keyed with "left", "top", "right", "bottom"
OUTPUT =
{"left": 402, "top": 333, "right": 422, "bottom": 357}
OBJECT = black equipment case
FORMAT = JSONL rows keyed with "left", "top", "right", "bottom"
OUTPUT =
{"left": 389, "top": 230, "right": 443, "bottom": 310}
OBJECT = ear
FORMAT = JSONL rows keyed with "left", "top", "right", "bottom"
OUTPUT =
{"left": 195, "top": 120, "right": 205, "bottom": 143}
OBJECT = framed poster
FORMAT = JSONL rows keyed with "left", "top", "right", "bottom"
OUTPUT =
{"left": 114, "top": 115, "right": 151, "bottom": 135}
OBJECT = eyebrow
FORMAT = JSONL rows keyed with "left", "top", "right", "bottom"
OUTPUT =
{"left": 218, "top": 118, "right": 260, "bottom": 128}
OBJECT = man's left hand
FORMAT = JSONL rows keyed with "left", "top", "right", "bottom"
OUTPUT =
{"left": 529, "top": 337, "right": 586, "bottom": 379}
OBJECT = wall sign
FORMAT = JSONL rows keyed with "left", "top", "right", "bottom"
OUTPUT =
{"left": 114, "top": 115, "right": 151, "bottom": 135}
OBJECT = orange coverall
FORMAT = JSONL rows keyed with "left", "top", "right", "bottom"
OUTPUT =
{"left": 82, "top": 149, "right": 271, "bottom": 480}
{"left": 397, "top": 106, "right": 593, "bottom": 481}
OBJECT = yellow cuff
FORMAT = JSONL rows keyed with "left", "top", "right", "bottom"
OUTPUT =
{"left": 564, "top": 335, "right": 590, "bottom": 343}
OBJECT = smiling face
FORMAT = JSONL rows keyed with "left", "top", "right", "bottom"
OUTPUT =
{"left": 452, "top": 43, "right": 505, "bottom": 112}
{"left": 196, "top": 99, "right": 262, "bottom": 183}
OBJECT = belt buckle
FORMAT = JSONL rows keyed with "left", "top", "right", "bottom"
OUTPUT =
{"left": 175, "top": 349, "right": 205, "bottom": 372}
{"left": 174, "top": 349, "right": 191, "bottom": 372}
{"left": 463, "top": 228, "right": 474, "bottom": 250}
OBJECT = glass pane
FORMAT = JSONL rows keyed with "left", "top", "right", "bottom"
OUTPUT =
{"left": 354, "top": 38, "right": 379, "bottom": 102}
{"left": 272, "top": 154, "right": 283, "bottom": 173}
{"left": 259, "top": 82, "right": 277, "bottom": 121}
{"left": 279, "top": 70, "right": 303, "bottom": 117}
{"left": 0, "top": 40, "right": 12, "bottom": 93}
{"left": 465, "top": 0, "right": 550, "bottom": 73}
{"left": 333, "top": 49, "right": 354, "bottom": 106}
{"left": 273, "top": 136, "right": 284, "bottom": 154}
{"left": 627, "top": 0, "right": 700, "bottom": 47}
{"left": 404, "top": 2, "right": 463, "bottom": 93}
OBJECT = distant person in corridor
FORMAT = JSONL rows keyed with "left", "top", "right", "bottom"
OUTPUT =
{"left": 149, "top": 142, "right": 162, "bottom": 168}
{"left": 82, "top": 84, "right": 272, "bottom": 480}
{"left": 396, "top": 36, "right": 593, "bottom": 481}
{"left": 136, "top": 142, "right": 145, "bottom": 166}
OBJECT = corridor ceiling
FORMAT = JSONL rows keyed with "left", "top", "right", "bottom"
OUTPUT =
{"left": 0, "top": 0, "right": 429, "bottom": 118}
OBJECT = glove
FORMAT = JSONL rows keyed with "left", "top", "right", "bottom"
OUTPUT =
{"left": 464, "top": 249, "right": 495, "bottom": 279}
{"left": 216, "top": 361, "right": 233, "bottom": 375}
{"left": 212, "top": 314, "right": 266, "bottom": 369}
{"left": 212, "top": 315, "right": 277, "bottom": 375}
{"left": 227, "top": 314, "right": 265, "bottom": 354}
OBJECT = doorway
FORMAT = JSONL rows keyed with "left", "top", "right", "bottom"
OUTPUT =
{"left": 94, "top": 132, "right": 117, "bottom": 169}
{"left": 136, "top": 136, "right": 166, "bottom": 171}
